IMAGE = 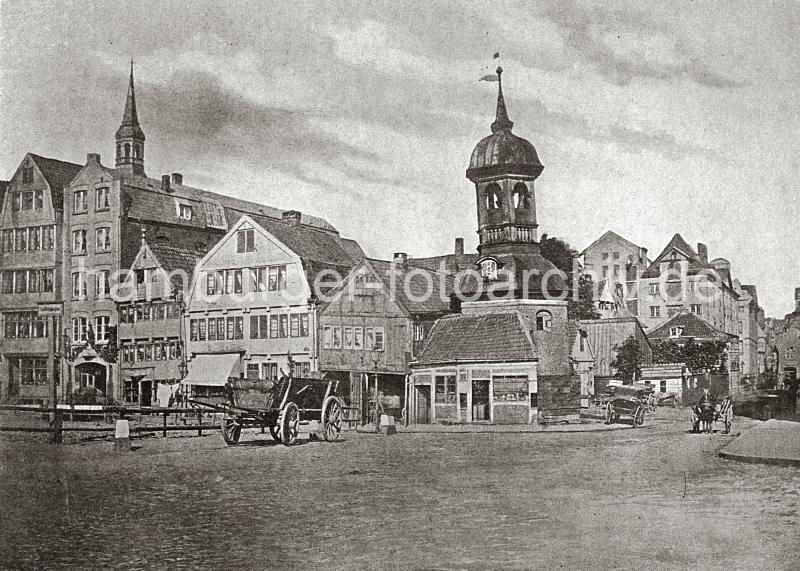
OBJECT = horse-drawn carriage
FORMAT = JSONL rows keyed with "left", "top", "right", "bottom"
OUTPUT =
{"left": 192, "top": 373, "right": 344, "bottom": 446}
{"left": 604, "top": 385, "right": 649, "bottom": 427}
{"left": 691, "top": 395, "right": 733, "bottom": 434}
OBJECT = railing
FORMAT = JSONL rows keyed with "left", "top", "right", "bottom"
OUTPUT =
{"left": 0, "top": 404, "right": 219, "bottom": 444}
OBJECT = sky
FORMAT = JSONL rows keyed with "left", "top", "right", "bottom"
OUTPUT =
{"left": 1, "top": 0, "right": 798, "bottom": 316}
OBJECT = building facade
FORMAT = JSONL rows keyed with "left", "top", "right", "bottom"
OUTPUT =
{"left": 181, "top": 214, "right": 362, "bottom": 397}
{"left": 0, "top": 154, "right": 81, "bottom": 404}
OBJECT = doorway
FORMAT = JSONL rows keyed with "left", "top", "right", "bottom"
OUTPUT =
{"left": 414, "top": 385, "right": 431, "bottom": 424}
{"left": 76, "top": 362, "right": 107, "bottom": 396}
{"left": 140, "top": 380, "right": 153, "bottom": 407}
{"left": 472, "top": 379, "right": 490, "bottom": 421}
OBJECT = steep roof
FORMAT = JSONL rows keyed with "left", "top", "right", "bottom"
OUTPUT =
{"left": 647, "top": 311, "right": 736, "bottom": 341}
{"left": 413, "top": 312, "right": 537, "bottom": 366}
{"left": 408, "top": 252, "right": 480, "bottom": 275}
{"left": 29, "top": 154, "right": 83, "bottom": 209}
{"left": 148, "top": 243, "right": 205, "bottom": 277}
{"left": 249, "top": 214, "right": 356, "bottom": 269}
{"left": 580, "top": 317, "right": 653, "bottom": 377}
{"left": 579, "top": 230, "right": 646, "bottom": 257}
{"left": 367, "top": 259, "right": 454, "bottom": 316}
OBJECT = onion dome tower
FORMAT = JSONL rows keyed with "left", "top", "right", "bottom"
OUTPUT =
{"left": 115, "top": 62, "right": 146, "bottom": 176}
{"left": 466, "top": 67, "right": 565, "bottom": 298}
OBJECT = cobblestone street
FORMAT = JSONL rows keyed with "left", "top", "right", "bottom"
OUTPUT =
{"left": 2, "top": 410, "right": 799, "bottom": 570}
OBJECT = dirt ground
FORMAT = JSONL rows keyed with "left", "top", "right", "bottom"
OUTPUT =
{"left": 1, "top": 409, "right": 799, "bottom": 570}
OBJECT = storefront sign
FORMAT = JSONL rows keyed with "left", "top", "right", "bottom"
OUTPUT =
{"left": 37, "top": 303, "right": 63, "bottom": 316}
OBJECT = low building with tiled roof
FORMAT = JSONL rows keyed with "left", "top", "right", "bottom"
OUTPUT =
{"left": 318, "top": 255, "right": 455, "bottom": 422}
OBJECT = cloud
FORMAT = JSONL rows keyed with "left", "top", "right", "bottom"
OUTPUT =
{"left": 542, "top": 1, "right": 743, "bottom": 88}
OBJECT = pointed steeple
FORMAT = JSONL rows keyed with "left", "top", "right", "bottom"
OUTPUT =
{"left": 490, "top": 66, "right": 514, "bottom": 133}
{"left": 116, "top": 61, "right": 146, "bottom": 176}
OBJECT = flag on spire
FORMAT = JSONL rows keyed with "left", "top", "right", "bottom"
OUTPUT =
{"left": 479, "top": 52, "right": 501, "bottom": 81}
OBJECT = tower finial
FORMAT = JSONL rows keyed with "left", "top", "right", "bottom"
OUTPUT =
{"left": 116, "top": 60, "right": 146, "bottom": 175}
{"left": 491, "top": 66, "right": 514, "bottom": 133}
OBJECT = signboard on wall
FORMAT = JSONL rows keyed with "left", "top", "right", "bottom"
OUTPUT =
{"left": 37, "top": 303, "right": 63, "bottom": 316}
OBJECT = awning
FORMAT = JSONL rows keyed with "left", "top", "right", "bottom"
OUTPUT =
{"left": 180, "top": 353, "right": 240, "bottom": 386}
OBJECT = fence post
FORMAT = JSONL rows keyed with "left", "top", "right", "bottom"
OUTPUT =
{"left": 51, "top": 409, "right": 63, "bottom": 444}
{"left": 197, "top": 409, "right": 202, "bottom": 437}
{"left": 163, "top": 411, "right": 168, "bottom": 438}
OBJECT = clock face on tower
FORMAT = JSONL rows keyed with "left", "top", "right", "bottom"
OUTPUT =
{"left": 480, "top": 259, "right": 498, "bottom": 281}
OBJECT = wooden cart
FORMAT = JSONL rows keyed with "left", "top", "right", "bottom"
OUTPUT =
{"left": 192, "top": 373, "right": 344, "bottom": 446}
{"left": 605, "top": 385, "right": 648, "bottom": 427}
{"left": 691, "top": 396, "right": 733, "bottom": 434}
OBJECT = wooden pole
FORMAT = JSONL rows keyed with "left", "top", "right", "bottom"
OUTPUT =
{"left": 163, "top": 411, "right": 168, "bottom": 438}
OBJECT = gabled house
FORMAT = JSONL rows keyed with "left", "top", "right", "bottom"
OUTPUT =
{"left": 1, "top": 153, "right": 81, "bottom": 404}
{"left": 318, "top": 254, "right": 454, "bottom": 422}
{"left": 115, "top": 234, "right": 205, "bottom": 406}
{"left": 181, "top": 214, "right": 362, "bottom": 398}
{"left": 580, "top": 317, "right": 653, "bottom": 393}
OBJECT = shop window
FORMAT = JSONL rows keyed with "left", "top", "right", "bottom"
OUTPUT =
{"left": 493, "top": 375, "right": 528, "bottom": 403}
{"left": 435, "top": 375, "right": 456, "bottom": 404}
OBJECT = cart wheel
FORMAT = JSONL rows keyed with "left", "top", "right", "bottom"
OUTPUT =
{"left": 322, "top": 397, "right": 343, "bottom": 442}
{"left": 220, "top": 415, "right": 241, "bottom": 445}
{"left": 605, "top": 403, "right": 614, "bottom": 425}
{"left": 279, "top": 402, "right": 299, "bottom": 446}
{"left": 269, "top": 424, "right": 282, "bottom": 443}
{"left": 634, "top": 406, "right": 646, "bottom": 427}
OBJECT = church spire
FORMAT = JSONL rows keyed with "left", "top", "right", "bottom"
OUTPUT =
{"left": 490, "top": 66, "right": 514, "bottom": 133}
{"left": 116, "top": 61, "right": 146, "bottom": 176}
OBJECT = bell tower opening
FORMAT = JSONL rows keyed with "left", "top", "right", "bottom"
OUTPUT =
{"left": 115, "top": 61, "right": 146, "bottom": 176}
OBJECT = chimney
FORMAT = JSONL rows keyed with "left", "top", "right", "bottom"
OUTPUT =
{"left": 282, "top": 210, "right": 301, "bottom": 226}
{"left": 697, "top": 243, "right": 708, "bottom": 265}
{"left": 639, "top": 247, "right": 648, "bottom": 264}
{"left": 393, "top": 252, "right": 408, "bottom": 266}
{"left": 86, "top": 153, "right": 101, "bottom": 165}
{"left": 171, "top": 173, "right": 183, "bottom": 186}
{"left": 161, "top": 175, "right": 171, "bottom": 193}
{"left": 454, "top": 237, "right": 464, "bottom": 256}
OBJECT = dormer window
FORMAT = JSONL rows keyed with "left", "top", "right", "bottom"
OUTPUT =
{"left": 480, "top": 259, "right": 498, "bottom": 281}
{"left": 178, "top": 204, "right": 193, "bottom": 221}
{"left": 536, "top": 311, "right": 552, "bottom": 332}
{"left": 669, "top": 326, "right": 683, "bottom": 338}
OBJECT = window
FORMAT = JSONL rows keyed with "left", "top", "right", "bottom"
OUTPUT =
{"left": 343, "top": 326, "right": 353, "bottom": 349}
{"left": 178, "top": 204, "right": 193, "bottom": 220}
{"left": 72, "top": 229, "right": 87, "bottom": 254}
{"left": 602, "top": 266, "right": 608, "bottom": 278}
{"left": 226, "top": 317, "right": 235, "bottom": 340}
{"left": 209, "top": 317, "right": 218, "bottom": 341}
{"left": 485, "top": 183, "right": 501, "bottom": 210}
{"left": 512, "top": 182, "right": 531, "bottom": 209}
{"left": 300, "top": 314, "right": 309, "bottom": 337}
{"left": 691, "top": 304, "right": 702, "bottom": 316}
{"left": 190, "top": 319, "right": 199, "bottom": 342}
{"left": 15, "top": 228, "right": 28, "bottom": 252}
{"left": 290, "top": 314, "right": 300, "bottom": 338}
{"left": 13, "top": 270, "right": 26, "bottom": 294}
{"left": 353, "top": 326, "right": 363, "bottom": 349}
{"left": 602, "top": 252, "right": 609, "bottom": 260}
{"left": 13, "top": 358, "right": 48, "bottom": 387}
{"left": 96, "top": 271, "right": 111, "bottom": 298}
{"left": 216, "top": 317, "right": 225, "bottom": 340}
{"left": 536, "top": 311, "right": 552, "bottom": 332}
{"left": 21, "top": 165, "right": 34, "bottom": 184}
{"left": 435, "top": 375, "right": 457, "bottom": 404}
{"left": 237, "top": 228, "right": 255, "bottom": 253}
{"left": 649, "top": 283, "right": 660, "bottom": 295}
{"left": 650, "top": 306, "right": 661, "bottom": 318}
{"left": 96, "top": 187, "right": 109, "bottom": 210}
{"left": 279, "top": 314, "right": 288, "bottom": 339}
{"left": 250, "top": 267, "right": 267, "bottom": 292}
{"left": 29, "top": 227, "right": 41, "bottom": 251}
{"left": 2, "top": 271, "right": 13, "bottom": 294}
{"left": 95, "top": 227, "right": 111, "bottom": 252}
{"left": 613, "top": 251, "right": 620, "bottom": 259}
{"left": 21, "top": 191, "right": 34, "bottom": 210}
{"left": 3, "top": 312, "right": 48, "bottom": 339}
{"left": 72, "top": 273, "right": 87, "bottom": 299}
{"left": 669, "top": 327, "right": 683, "bottom": 338}
{"left": 72, "top": 317, "right": 88, "bottom": 343}
{"left": 73, "top": 190, "right": 87, "bottom": 213}
{"left": 43, "top": 225, "right": 54, "bottom": 250}
{"left": 323, "top": 326, "right": 333, "bottom": 349}
{"left": 333, "top": 326, "right": 342, "bottom": 349}
{"left": 95, "top": 316, "right": 110, "bottom": 342}
{"left": 660, "top": 380, "right": 667, "bottom": 393}
{"left": 1, "top": 230, "right": 12, "bottom": 252}
{"left": 11, "top": 192, "right": 21, "bottom": 211}
{"left": 270, "top": 315, "right": 279, "bottom": 339}
{"left": 268, "top": 266, "right": 287, "bottom": 291}
{"left": 364, "top": 327, "right": 384, "bottom": 351}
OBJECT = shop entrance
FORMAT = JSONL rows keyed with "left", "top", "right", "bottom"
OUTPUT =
{"left": 414, "top": 385, "right": 431, "bottom": 424}
{"left": 472, "top": 379, "right": 490, "bottom": 421}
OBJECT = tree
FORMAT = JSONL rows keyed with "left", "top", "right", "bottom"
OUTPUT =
{"left": 539, "top": 233, "right": 577, "bottom": 276}
{"left": 568, "top": 274, "right": 601, "bottom": 320}
{"left": 611, "top": 335, "right": 642, "bottom": 384}
{"left": 652, "top": 338, "right": 728, "bottom": 373}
